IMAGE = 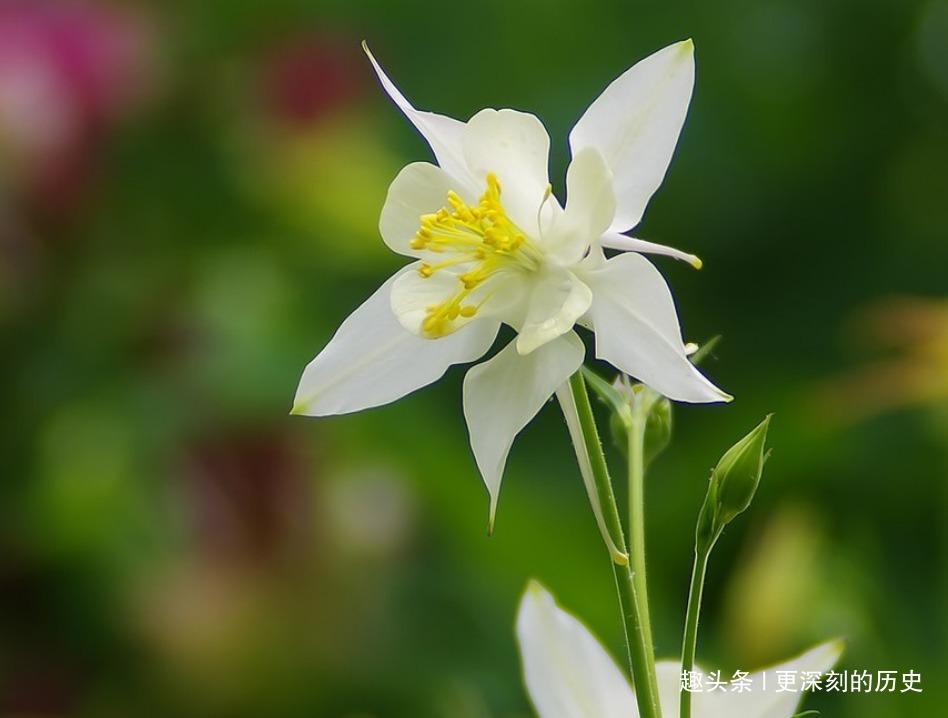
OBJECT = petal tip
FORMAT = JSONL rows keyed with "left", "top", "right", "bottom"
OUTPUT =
{"left": 823, "top": 637, "right": 847, "bottom": 665}
{"left": 290, "top": 390, "right": 316, "bottom": 415}
{"left": 361, "top": 40, "right": 389, "bottom": 89}
{"left": 361, "top": 40, "right": 380, "bottom": 70}
{"left": 515, "top": 333, "right": 535, "bottom": 356}
{"left": 289, "top": 401, "right": 306, "bottom": 416}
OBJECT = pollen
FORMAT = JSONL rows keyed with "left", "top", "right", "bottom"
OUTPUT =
{"left": 412, "top": 173, "right": 541, "bottom": 338}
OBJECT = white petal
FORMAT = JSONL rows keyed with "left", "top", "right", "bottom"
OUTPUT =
{"left": 379, "top": 162, "right": 458, "bottom": 258}
{"left": 570, "top": 40, "right": 695, "bottom": 233}
{"left": 390, "top": 263, "right": 497, "bottom": 336}
{"left": 542, "top": 147, "right": 616, "bottom": 266}
{"left": 702, "top": 640, "right": 845, "bottom": 718}
{"left": 600, "top": 230, "right": 702, "bottom": 269}
{"left": 463, "top": 108, "right": 551, "bottom": 235}
{"left": 363, "top": 42, "right": 472, "bottom": 183}
{"left": 563, "top": 147, "right": 617, "bottom": 241}
{"left": 654, "top": 662, "right": 687, "bottom": 716}
{"left": 516, "top": 581, "right": 637, "bottom": 718}
{"left": 463, "top": 332, "right": 584, "bottom": 528}
{"left": 517, "top": 270, "right": 593, "bottom": 355}
{"left": 293, "top": 271, "right": 499, "bottom": 415}
{"left": 580, "top": 253, "right": 730, "bottom": 403}
{"left": 390, "top": 267, "right": 449, "bottom": 335}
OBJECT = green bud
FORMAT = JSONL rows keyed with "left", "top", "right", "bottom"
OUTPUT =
{"left": 605, "top": 377, "right": 673, "bottom": 465}
{"left": 642, "top": 395, "right": 672, "bottom": 466}
{"left": 710, "top": 415, "right": 772, "bottom": 527}
{"left": 609, "top": 409, "right": 632, "bottom": 458}
{"left": 694, "top": 486, "right": 719, "bottom": 554}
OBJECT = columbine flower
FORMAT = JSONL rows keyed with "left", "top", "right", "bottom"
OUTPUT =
{"left": 517, "top": 581, "right": 843, "bottom": 718}
{"left": 293, "top": 41, "right": 730, "bottom": 527}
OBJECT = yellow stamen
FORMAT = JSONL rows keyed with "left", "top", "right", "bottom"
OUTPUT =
{"left": 411, "top": 173, "right": 543, "bottom": 338}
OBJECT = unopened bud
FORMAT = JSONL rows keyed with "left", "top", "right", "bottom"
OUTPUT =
{"left": 694, "top": 484, "right": 718, "bottom": 553}
{"left": 607, "top": 377, "right": 673, "bottom": 466}
{"left": 711, "top": 415, "right": 772, "bottom": 527}
{"left": 642, "top": 395, "right": 672, "bottom": 466}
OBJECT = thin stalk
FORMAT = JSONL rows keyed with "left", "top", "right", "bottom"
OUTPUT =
{"left": 679, "top": 546, "right": 711, "bottom": 718}
{"left": 564, "top": 372, "right": 663, "bottom": 718}
{"left": 627, "top": 402, "right": 657, "bottom": 671}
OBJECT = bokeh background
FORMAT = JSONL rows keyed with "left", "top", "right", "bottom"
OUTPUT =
{"left": 1, "top": 0, "right": 946, "bottom": 716}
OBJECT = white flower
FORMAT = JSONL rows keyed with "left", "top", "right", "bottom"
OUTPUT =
{"left": 293, "top": 41, "right": 730, "bottom": 527}
{"left": 517, "top": 581, "right": 843, "bottom": 718}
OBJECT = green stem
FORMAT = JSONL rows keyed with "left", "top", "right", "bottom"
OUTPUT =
{"left": 680, "top": 546, "right": 711, "bottom": 718}
{"left": 628, "top": 400, "right": 658, "bottom": 675}
{"left": 564, "top": 373, "right": 662, "bottom": 718}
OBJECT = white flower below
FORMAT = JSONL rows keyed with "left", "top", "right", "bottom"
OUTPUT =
{"left": 516, "top": 581, "right": 843, "bottom": 718}
{"left": 294, "top": 41, "right": 731, "bottom": 527}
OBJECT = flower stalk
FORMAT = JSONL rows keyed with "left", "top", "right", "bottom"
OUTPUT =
{"left": 682, "top": 416, "right": 772, "bottom": 718}
{"left": 680, "top": 544, "right": 711, "bottom": 718}
{"left": 627, "top": 387, "right": 662, "bottom": 701}
{"left": 561, "top": 372, "right": 662, "bottom": 718}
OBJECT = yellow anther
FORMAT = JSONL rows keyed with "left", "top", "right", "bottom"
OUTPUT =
{"left": 413, "top": 172, "right": 541, "bottom": 338}
{"left": 447, "top": 191, "right": 464, "bottom": 209}
{"left": 422, "top": 315, "right": 441, "bottom": 334}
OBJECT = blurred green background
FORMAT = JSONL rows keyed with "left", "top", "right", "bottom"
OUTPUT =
{"left": 1, "top": 0, "right": 946, "bottom": 716}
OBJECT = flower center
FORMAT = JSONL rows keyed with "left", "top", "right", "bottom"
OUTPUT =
{"left": 411, "top": 173, "right": 542, "bottom": 337}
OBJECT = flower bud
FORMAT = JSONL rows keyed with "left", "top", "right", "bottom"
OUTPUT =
{"left": 642, "top": 395, "right": 672, "bottom": 466}
{"left": 710, "top": 415, "right": 772, "bottom": 527}
{"left": 606, "top": 378, "right": 673, "bottom": 466}
{"left": 694, "top": 486, "right": 718, "bottom": 554}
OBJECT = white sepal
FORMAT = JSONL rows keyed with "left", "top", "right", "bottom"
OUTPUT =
{"left": 293, "top": 271, "right": 499, "bottom": 415}
{"left": 570, "top": 40, "right": 695, "bottom": 234}
{"left": 580, "top": 252, "right": 730, "bottom": 403}
{"left": 463, "top": 332, "right": 584, "bottom": 530}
